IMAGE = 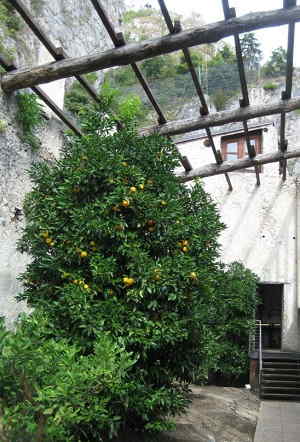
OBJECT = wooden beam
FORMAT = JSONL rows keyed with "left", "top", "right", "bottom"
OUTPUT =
{"left": 89, "top": 0, "right": 166, "bottom": 124}
{"left": 0, "top": 55, "right": 82, "bottom": 136}
{"left": 10, "top": 0, "right": 101, "bottom": 105}
{"left": 157, "top": 0, "right": 232, "bottom": 190}
{"left": 177, "top": 149, "right": 300, "bottom": 182}
{"left": 141, "top": 97, "right": 300, "bottom": 137}
{"left": 2, "top": 6, "right": 300, "bottom": 91}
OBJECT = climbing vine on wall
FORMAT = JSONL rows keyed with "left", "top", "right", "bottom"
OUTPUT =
{"left": 16, "top": 92, "right": 44, "bottom": 152}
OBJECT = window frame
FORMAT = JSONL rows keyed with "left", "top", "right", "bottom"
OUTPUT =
{"left": 221, "top": 130, "right": 262, "bottom": 172}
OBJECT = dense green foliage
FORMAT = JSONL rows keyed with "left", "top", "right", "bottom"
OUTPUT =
{"left": 196, "top": 262, "right": 258, "bottom": 382}
{"left": 263, "top": 82, "right": 278, "bottom": 91}
{"left": 0, "top": 98, "right": 258, "bottom": 440}
{"left": 0, "top": 0, "right": 22, "bottom": 61}
{"left": 262, "top": 47, "right": 287, "bottom": 78}
{"left": 16, "top": 92, "right": 44, "bottom": 151}
{"left": 64, "top": 73, "right": 98, "bottom": 115}
{"left": 240, "top": 33, "right": 262, "bottom": 72}
{"left": 0, "top": 314, "right": 136, "bottom": 441}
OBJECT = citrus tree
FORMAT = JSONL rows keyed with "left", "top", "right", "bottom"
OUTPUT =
{"left": 0, "top": 98, "right": 257, "bottom": 440}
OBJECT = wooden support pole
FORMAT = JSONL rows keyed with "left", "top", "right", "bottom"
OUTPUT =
{"left": 279, "top": 0, "right": 296, "bottom": 181}
{"left": 0, "top": 56, "right": 82, "bottom": 137}
{"left": 89, "top": 0, "right": 166, "bottom": 124}
{"left": 141, "top": 97, "right": 300, "bottom": 137}
{"left": 177, "top": 148, "right": 300, "bottom": 182}
{"left": 10, "top": 0, "right": 101, "bottom": 104}
{"left": 222, "top": 2, "right": 261, "bottom": 183}
{"left": 157, "top": 0, "right": 232, "bottom": 190}
{"left": 2, "top": 6, "right": 300, "bottom": 91}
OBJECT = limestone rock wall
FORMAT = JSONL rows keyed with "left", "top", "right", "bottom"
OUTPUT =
{"left": 0, "top": 0, "right": 124, "bottom": 326}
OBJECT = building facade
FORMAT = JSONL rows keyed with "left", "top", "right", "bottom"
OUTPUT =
{"left": 177, "top": 99, "right": 300, "bottom": 352}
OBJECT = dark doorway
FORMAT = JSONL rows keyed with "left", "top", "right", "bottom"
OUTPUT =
{"left": 256, "top": 284, "right": 283, "bottom": 349}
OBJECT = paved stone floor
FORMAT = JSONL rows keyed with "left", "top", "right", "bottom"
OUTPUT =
{"left": 254, "top": 401, "right": 300, "bottom": 442}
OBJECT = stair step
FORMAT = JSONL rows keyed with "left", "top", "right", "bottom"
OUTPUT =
{"left": 261, "top": 393, "right": 300, "bottom": 400}
{"left": 261, "top": 386, "right": 300, "bottom": 391}
{"left": 262, "top": 379, "right": 300, "bottom": 385}
{"left": 263, "top": 362, "right": 300, "bottom": 367}
{"left": 262, "top": 368, "right": 300, "bottom": 374}
{"left": 262, "top": 373, "right": 300, "bottom": 379}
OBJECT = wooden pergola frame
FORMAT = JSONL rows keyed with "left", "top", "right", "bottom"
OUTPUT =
{"left": 1, "top": 0, "right": 299, "bottom": 189}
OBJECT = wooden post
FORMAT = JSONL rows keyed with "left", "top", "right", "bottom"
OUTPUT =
{"left": 2, "top": 6, "right": 300, "bottom": 91}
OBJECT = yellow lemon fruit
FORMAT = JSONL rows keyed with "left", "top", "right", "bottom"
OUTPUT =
{"left": 121, "top": 200, "right": 130, "bottom": 208}
{"left": 130, "top": 186, "right": 137, "bottom": 193}
{"left": 123, "top": 277, "right": 135, "bottom": 286}
{"left": 80, "top": 251, "right": 88, "bottom": 258}
{"left": 121, "top": 162, "right": 128, "bottom": 166}
{"left": 139, "top": 184, "right": 145, "bottom": 190}
{"left": 182, "top": 246, "right": 189, "bottom": 253}
{"left": 190, "top": 272, "right": 197, "bottom": 280}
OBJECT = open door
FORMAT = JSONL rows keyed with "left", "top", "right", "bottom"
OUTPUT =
{"left": 256, "top": 284, "right": 283, "bottom": 350}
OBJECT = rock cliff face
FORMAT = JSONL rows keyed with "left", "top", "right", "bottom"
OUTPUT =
{"left": 0, "top": 0, "right": 124, "bottom": 326}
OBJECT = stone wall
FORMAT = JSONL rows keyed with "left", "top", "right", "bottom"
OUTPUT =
{"left": 0, "top": 0, "right": 124, "bottom": 326}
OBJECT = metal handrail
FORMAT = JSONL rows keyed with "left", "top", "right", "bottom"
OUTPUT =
{"left": 258, "top": 320, "right": 263, "bottom": 386}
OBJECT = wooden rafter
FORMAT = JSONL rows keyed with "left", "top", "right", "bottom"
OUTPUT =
{"left": 2, "top": 6, "right": 300, "bottom": 91}
{"left": 0, "top": 56, "right": 82, "bottom": 136}
{"left": 9, "top": 0, "right": 101, "bottom": 104}
{"left": 158, "top": 0, "right": 232, "bottom": 190}
{"left": 89, "top": 0, "right": 166, "bottom": 124}
{"left": 141, "top": 97, "right": 300, "bottom": 137}
{"left": 279, "top": 0, "right": 296, "bottom": 181}
{"left": 177, "top": 148, "right": 300, "bottom": 182}
{"left": 222, "top": 0, "right": 260, "bottom": 185}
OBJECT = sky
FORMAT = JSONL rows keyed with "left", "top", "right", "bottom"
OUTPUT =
{"left": 126, "top": 0, "right": 300, "bottom": 66}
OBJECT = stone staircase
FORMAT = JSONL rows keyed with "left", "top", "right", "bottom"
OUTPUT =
{"left": 260, "top": 354, "right": 300, "bottom": 400}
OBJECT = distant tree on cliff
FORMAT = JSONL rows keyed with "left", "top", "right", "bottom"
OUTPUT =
{"left": 240, "top": 33, "right": 262, "bottom": 71}
{"left": 263, "top": 47, "right": 287, "bottom": 78}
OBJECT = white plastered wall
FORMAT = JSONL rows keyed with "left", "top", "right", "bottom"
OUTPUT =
{"left": 177, "top": 124, "right": 299, "bottom": 351}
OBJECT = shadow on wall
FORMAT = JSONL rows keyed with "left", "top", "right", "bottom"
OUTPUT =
{"left": 216, "top": 178, "right": 295, "bottom": 282}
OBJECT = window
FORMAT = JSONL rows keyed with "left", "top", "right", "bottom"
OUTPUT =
{"left": 221, "top": 131, "right": 262, "bottom": 172}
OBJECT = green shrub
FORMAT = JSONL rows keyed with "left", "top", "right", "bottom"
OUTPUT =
{"left": 0, "top": 0, "right": 22, "bottom": 35}
{"left": 211, "top": 89, "right": 230, "bottom": 111}
{"left": 195, "top": 262, "right": 258, "bottom": 383}
{"left": 0, "top": 0, "right": 22, "bottom": 61}
{"left": 64, "top": 73, "right": 98, "bottom": 116}
{"left": 16, "top": 92, "right": 44, "bottom": 151}
{"left": 263, "top": 82, "right": 278, "bottom": 91}
{"left": 0, "top": 119, "right": 7, "bottom": 133}
{"left": 0, "top": 313, "right": 136, "bottom": 441}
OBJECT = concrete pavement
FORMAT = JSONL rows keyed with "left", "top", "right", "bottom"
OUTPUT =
{"left": 254, "top": 401, "right": 300, "bottom": 442}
